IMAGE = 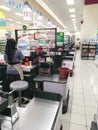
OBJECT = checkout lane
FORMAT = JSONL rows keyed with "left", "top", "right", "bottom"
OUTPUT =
{"left": 33, "top": 73, "right": 69, "bottom": 114}
{"left": 0, "top": 91, "right": 63, "bottom": 130}
{"left": 0, "top": 41, "right": 76, "bottom": 129}
{"left": 13, "top": 97, "right": 62, "bottom": 130}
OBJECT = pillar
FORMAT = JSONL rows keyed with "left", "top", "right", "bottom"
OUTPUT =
{"left": 80, "top": 4, "right": 98, "bottom": 41}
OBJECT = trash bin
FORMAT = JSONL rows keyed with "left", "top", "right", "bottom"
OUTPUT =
{"left": 58, "top": 67, "right": 69, "bottom": 79}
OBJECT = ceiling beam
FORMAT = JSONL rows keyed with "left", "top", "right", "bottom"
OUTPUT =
{"left": 26, "top": 0, "right": 64, "bottom": 29}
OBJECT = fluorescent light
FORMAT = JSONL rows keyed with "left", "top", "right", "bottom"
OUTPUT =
{"left": 72, "top": 18, "right": 76, "bottom": 21}
{"left": 6, "top": 18, "right": 14, "bottom": 21}
{"left": 36, "top": 0, "right": 66, "bottom": 29}
{"left": 66, "top": 0, "right": 74, "bottom": 5}
{"left": 73, "top": 24, "right": 77, "bottom": 31}
{"left": 71, "top": 14, "right": 76, "bottom": 17}
{"left": 15, "top": 13, "right": 22, "bottom": 16}
{"left": 73, "top": 23, "right": 76, "bottom": 26}
{"left": 0, "top": 5, "right": 11, "bottom": 11}
{"left": 72, "top": 21, "right": 76, "bottom": 23}
{"left": 69, "top": 8, "right": 75, "bottom": 13}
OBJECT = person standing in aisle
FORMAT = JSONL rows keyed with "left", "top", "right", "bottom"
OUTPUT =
{"left": 4, "top": 38, "right": 25, "bottom": 85}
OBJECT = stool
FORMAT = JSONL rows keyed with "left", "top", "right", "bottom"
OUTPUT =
{"left": 10, "top": 80, "right": 28, "bottom": 107}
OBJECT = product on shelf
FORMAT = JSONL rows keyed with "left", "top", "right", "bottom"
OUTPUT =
{"left": 81, "top": 42, "right": 96, "bottom": 60}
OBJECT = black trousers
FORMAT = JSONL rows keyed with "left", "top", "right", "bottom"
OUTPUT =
{"left": 7, "top": 74, "right": 20, "bottom": 83}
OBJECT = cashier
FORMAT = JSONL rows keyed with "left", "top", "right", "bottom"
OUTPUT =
{"left": 4, "top": 38, "right": 25, "bottom": 82}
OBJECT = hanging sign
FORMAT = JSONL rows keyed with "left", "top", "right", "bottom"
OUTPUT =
{"left": 56, "top": 32, "right": 64, "bottom": 46}
{"left": 23, "top": 6, "right": 32, "bottom": 21}
{"left": 57, "top": 32, "right": 64, "bottom": 42}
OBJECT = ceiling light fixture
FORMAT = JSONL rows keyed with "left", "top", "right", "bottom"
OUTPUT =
{"left": 69, "top": 8, "right": 75, "bottom": 13}
{"left": 66, "top": 0, "right": 74, "bottom": 5}
{"left": 71, "top": 14, "right": 76, "bottom": 17}
{"left": 72, "top": 18, "right": 76, "bottom": 21}
{"left": 0, "top": 5, "right": 11, "bottom": 11}
{"left": 73, "top": 24, "right": 77, "bottom": 31}
{"left": 35, "top": 0, "right": 66, "bottom": 29}
{"left": 15, "top": 13, "right": 22, "bottom": 16}
{"left": 5, "top": 19, "right": 14, "bottom": 21}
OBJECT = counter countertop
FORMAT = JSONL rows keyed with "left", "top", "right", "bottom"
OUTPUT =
{"left": 14, "top": 98, "right": 60, "bottom": 130}
{"left": 33, "top": 74, "right": 68, "bottom": 84}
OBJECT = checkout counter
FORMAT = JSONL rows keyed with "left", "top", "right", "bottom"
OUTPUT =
{"left": 0, "top": 49, "right": 70, "bottom": 129}
{"left": 33, "top": 74, "right": 69, "bottom": 114}
{"left": 21, "top": 54, "right": 70, "bottom": 114}
{"left": 0, "top": 92, "right": 63, "bottom": 130}
{"left": 62, "top": 47, "right": 76, "bottom": 76}
{"left": 21, "top": 63, "right": 69, "bottom": 114}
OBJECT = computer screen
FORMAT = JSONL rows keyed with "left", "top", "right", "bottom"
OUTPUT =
{"left": 18, "top": 40, "right": 27, "bottom": 50}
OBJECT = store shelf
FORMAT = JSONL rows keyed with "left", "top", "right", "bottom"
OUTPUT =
{"left": 96, "top": 43, "right": 98, "bottom": 56}
{"left": 0, "top": 40, "right": 6, "bottom": 54}
{"left": 81, "top": 43, "right": 96, "bottom": 60}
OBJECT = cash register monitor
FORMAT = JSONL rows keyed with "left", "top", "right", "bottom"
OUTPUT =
{"left": 18, "top": 40, "right": 27, "bottom": 50}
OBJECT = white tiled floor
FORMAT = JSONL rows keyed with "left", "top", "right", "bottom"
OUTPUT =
{"left": 62, "top": 50, "right": 98, "bottom": 130}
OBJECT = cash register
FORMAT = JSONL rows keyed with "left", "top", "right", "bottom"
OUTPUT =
{"left": 39, "top": 56, "right": 54, "bottom": 75}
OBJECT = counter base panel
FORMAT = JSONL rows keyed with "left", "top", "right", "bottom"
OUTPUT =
{"left": 44, "top": 82, "right": 69, "bottom": 114}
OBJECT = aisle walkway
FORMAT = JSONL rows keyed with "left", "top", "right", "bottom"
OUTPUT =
{"left": 62, "top": 50, "right": 98, "bottom": 130}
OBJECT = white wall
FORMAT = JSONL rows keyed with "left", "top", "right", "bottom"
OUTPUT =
{"left": 80, "top": 4, "right": 98, "bottom": 41}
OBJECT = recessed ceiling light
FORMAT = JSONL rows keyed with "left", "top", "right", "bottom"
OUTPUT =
{"left": 69, "top": 8, "right": 75, "bottom": 13}
{"left": 0, "top": 5, "right": 11, "bottom": 11}
{"left": 72, "top": 21, "right": 76, "bottom": 23}
{"left": 71, "top": 14, "right": 76, "bottom": 17}
{"left": 15, "top": 13, "right": 22, "bottom": 16}
{"left": 73, "top": 24, "right": 77, "bottom": 31}
{"left": 66, "top": 0, "right": 74, "bottom": 5}
{"left": 73, "top": 23, "right": 76, "bottom": 26}
{"left": 72, "top": 18, "right": 76, "bottom": 21}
